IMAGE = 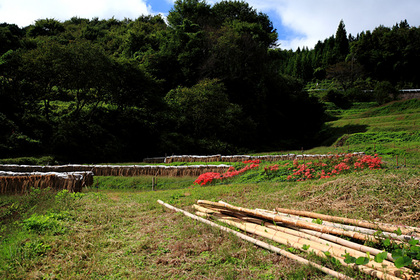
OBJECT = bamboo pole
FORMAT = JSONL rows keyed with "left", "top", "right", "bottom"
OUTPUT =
{"left": 275, "top": 207, "right": 419, "bottom": 237}
{"left": 223, "top": 202, "right": 418, "bottom": 267}
{"left": 157, "top": 200, "right": 353, "bottom": 280}
{"left": 230, "top": 204, "right": 406, "bottom": 264}
{"left": 204, "top": 210, "right": 409, "bottom": 279}
{"left": 198, "top": 200, "right": 378, "bottom": 243}
{"left": 295, "top": 227, "right": 396, "bottom": 262}
{"left": 264, "top": 209, "right": 418, "bottom": 242}
{"left": 259, "top": 219, "right": 408, "bottom": 276}
{"left": 198, "top": 210, "right": 403, "bottom": 280}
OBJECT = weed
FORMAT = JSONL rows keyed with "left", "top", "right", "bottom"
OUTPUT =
{"left": 22, "top": 213, "right": 67, "bottom": 235}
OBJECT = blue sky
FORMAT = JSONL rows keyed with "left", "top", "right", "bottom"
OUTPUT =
{"left": 1, "top": 0, "right": 420, "bottom": 50}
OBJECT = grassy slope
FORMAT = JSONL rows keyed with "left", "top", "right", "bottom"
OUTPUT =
{"left": 1, "top": 99, "right": 420, "bottom": 279}
{"left": 313, "top": 99, "right": 420, "bottom": 166}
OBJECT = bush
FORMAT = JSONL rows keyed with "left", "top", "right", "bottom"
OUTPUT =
{"left": 374, "top": 81, "right": 396, "bottom": 104}
{"left": 344, "top": 88, "right": 373, "bottom": 102}
{"left": 0, "top": 156, "right": 56, "bottom": 165}
{"left": 326, "top": 89, "right": 351, "bottom": 109}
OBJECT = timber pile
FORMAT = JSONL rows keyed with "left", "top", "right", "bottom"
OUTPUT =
{"left": 159, "top": 199, "right": 420, "bottom": 280}
{"left": 0, "top": 164, "right": 231, "bottom": 177}
{"left": 0, "top": 171, "right": 93, "bottom": 194}
{"left": 163, "top": 152, "right": 366, "bottom": 163}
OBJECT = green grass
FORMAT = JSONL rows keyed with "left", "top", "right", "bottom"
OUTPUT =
{"left": 1, "top": 98, "right": 420, "bottom": 279}
{"left": 319, "top": 98, "right": 420, "bottom": 166}
{"left": 93, "top": 175, "right": 196, "bottom": 191}
{"left": 1, "top": 165, "right": 419, "bottom": 279}
{"left": 327, "top": 99, "right": 420, "bottom": 131}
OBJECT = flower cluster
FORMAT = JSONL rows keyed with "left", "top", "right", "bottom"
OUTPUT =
{"left": 194, "top": 160, "right": 260, "bottom": 186}
{"left": 286, "top": 154, "right": 382, "bottom": 182}
{"left": 354, "top": 154, "right": 382, "bottom": 170}
{"left": 243, "top": 159, "right": 261, "bottom": 164}
{"left": 194, "top": 153, "right": 383, "bottom": 185}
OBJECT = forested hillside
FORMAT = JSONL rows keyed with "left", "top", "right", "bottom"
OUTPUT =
{"left": 1, "top": 0, "right": 419, "bottom": 163}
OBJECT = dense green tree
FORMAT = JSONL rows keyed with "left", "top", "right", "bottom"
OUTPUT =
{"left": 164, "top": 79, "right": 242, "bottom": 142}
{"left": 212, "top": 0, "right": 277, "bottom": 47}
{"left": 334, "top": 20, "right": 349, "bottom": 62}
{"left": 167, "top": 0, "right": 212, "bottom": 28}
{"left": 0, "top": 1, "right": 345, "bottom": 161}
{"left": 352, "top": 20, "right": 420, "bottom": 86}
{"left": 0, "top": 23, "right": 23, "bottom": 54}
{"left": 27, "top": 19, "right": 65, "bottom": 37}
{"left": 374, "top": 80, "right": 396, "bottom": 104}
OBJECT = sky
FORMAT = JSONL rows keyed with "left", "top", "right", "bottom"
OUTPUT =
{"left": 1, "top": 0, "right": 420, "bottom": 50}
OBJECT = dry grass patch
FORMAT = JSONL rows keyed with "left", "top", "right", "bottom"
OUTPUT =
{"left": 289, "top": 171, "right": 420, "bottom": 226}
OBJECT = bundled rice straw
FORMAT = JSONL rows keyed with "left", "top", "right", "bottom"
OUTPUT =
{"left": 0, "top": 171, "right": 93, "bottom": 194}
{"left": 0, "top": 164, "right": 231, "bottom": 177}
{"left": 162, "top": 152, "right": 365, "bottom": 163}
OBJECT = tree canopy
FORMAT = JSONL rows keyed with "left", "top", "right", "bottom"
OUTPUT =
{"left": 1, "top": 1, "right": 416, "bottom": 162}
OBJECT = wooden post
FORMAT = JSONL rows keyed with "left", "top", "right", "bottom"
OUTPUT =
{"left": 396, "top": 155, "right": 399, "bottom": 167}
{"left": 152, "top": 177, "right": 155, "bottom": 191}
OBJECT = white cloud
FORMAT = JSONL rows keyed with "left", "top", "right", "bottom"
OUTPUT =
{"left": 249, "top": 0, "right": 420, "bottom": 50}
{"left": 0, "top": 0, "right": 152, "bottom": 27}
{"left": 206, "top": 0, "right": 420, "bottom": 50}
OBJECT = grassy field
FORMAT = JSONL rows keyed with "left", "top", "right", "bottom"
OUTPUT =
{"left": 1, "top": 167, "right": 419, "bottom": 279}
{"left": 316, "top": 99, "right": 420, "bottom": 166}
{"left": 1, "top": 99, "right": 420, "bottom": 279}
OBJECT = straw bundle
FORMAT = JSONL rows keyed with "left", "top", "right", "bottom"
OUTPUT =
{"left": 143, "top": 157, "right": 166, "bottom": 163}
{"left": 162, "top": 152, "right": 365, "bottom": 163}
{"left": 0, "top": 171, "right": 93, "bottom": 194}
{"left": 0, "top": 164, "right": 231, "bottom": 177}
{"left": 164, "top": 155, "right": 223, "bottom": 163}
{"left": 194, "top": 200, "right": 420, "bottom": 280}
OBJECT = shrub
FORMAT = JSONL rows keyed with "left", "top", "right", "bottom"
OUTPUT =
{"left": 326, "top": 89, "right": 351, "bottom": 109}
{"left": 374, "top": 81, "right": 396, "bottom": 104}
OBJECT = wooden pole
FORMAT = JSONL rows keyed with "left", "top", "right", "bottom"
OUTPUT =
{"left": 157, "top": 200, "right": 353, "bottom": 280}
{"left": 198, "top": 210, "right": 403, "bottom": 280}
{"left": 197, "top": 200, "right": 378, "bottom": 242}
{"left": 275, "top": 207, "right": 419, "bottom": 237}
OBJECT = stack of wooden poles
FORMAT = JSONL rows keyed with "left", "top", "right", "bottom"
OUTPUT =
{"left": 192, "top": 200, "right": 420, "bottom": 280}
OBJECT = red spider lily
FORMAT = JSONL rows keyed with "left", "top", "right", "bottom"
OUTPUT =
{"left": 243, "top": 159, "right": 260, "bottom": 164}
{"left": 195, "top": 161, "right": 260, "bottom": 186}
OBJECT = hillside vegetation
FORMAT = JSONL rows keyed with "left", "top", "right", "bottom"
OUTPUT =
{"left": 319, "top": 99, "right": 420, "bottom": 166}
{"left": 1, "top": 0, "right": 420, "bottom": 162}
{"left": 1, "top": 99, "right": 419, "bottom": 279}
